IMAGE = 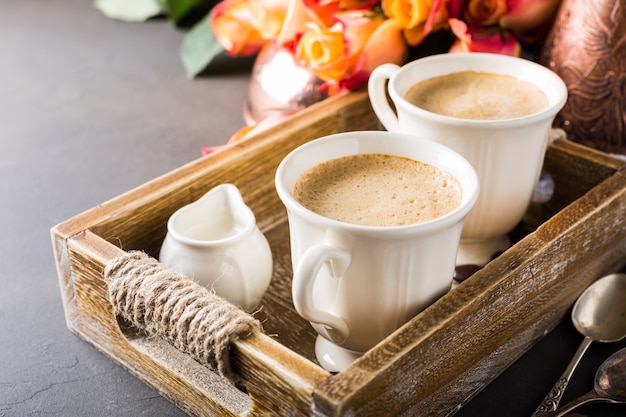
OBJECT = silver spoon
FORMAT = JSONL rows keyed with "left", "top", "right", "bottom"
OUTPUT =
{"left": 531, "top": 273, "right": 626, "bottom": 416}
{"left": 542, "top": 346, "right": 626, "bottom": 417}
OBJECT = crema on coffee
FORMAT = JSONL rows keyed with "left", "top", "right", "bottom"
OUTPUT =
{"left": 405, "top": 71, "right": 548, "bottom": 120}
{"left": 293, "top": 153, "right": 462, "bottom": 227}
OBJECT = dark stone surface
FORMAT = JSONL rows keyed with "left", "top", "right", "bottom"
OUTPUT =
{"left": 1, "top": 1, "right": 625, "bottom": 416}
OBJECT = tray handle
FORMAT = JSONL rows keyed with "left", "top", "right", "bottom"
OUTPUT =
{"left": 104, "top": 250, "right": 261, "bottom": 384}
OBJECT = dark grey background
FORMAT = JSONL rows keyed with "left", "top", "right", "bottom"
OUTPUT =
{"left": 2, "top": 1, "right": 625, "bottom": 416}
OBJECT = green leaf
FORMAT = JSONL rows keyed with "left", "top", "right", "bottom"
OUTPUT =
{"left": 180, "top": 13, "right": 226, "bottom": 78}
{"left": 166, "top": 0, "right": 210, "bottom": 24}
{"left": 94, "top": 0, "right": 165, "bottom": 22}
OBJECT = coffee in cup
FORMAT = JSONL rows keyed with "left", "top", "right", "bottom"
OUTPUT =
{"left": 404, "top": 71, "right": 549, "bottom": 120}
{"left": 293, "top": 153, "right": 462, "bottom": 227}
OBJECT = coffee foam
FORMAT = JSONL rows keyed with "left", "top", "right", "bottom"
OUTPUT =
{"left": 293, "top": 154, "right": 462, "bottom": 227}
{"left": 405, "top": 71, "right": 548, "bottom": 120}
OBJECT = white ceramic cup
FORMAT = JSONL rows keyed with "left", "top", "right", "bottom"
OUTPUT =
{"left": 368, "top": 53, "right": 567, "bottom": 266}
{"left": 275, "top": 131, "right": 479, "bottom": 371}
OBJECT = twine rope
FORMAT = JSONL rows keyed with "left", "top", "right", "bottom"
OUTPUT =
{"left": 104, "top": 251, "right": 261, "bottom": 383}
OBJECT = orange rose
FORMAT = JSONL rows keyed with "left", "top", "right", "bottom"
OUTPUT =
{"left": 211, "top": 0, "right": 290, "bottom": 55}
{"left": 355, "top": 18, "right": 408, "bottom": 78}
{"left": 382, "top": 0, "right": 448, "bottom": 45}
{"left": 249, "top": 0, "right": 293, "bottom": 39}
{"left": 296, "top": 10, "right": 406, "bottom": 91}
{"left": 296, "top": 22, "right": 349, "bottom": 82}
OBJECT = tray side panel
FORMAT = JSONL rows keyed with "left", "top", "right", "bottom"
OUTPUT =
{"left": 313, "top": 166, "right": 626, "bottom": 415}
{"left": 66, "top": 231, "right": 328, "bottom": 417}
{"left": 51, "top": 227, "right": 81, "bottom": 334}
{"left": 525, "top": 137, "right": 625, "bottom": 227}
{"left": 67, "top": 232, "right": 250, "bottom": 417}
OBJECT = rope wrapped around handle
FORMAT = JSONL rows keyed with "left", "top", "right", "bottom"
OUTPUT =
{"left": 103, "top": 251, "right": 261, "bottom": 383}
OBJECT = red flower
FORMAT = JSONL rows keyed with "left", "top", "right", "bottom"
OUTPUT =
{"left": 449, "top": 17, "right": 520, "bottom": 55}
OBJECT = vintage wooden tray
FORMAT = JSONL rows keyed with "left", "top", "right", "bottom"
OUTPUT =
{"left": 51, "top": 91, "right": 626, "bottom": 416}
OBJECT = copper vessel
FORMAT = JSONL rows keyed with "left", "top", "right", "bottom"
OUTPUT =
{"left": 539, "top": 0, "right": 626, "bottom": 154}
{"left": 244, "top": 44, "right": 328, "bottom": 125}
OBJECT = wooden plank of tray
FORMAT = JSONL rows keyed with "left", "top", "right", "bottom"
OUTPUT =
{"left": 63, "top": 230, "right": 328, "bottom": 416}
{"left": 51, "top": 90, "right": 626, "bottom": 416}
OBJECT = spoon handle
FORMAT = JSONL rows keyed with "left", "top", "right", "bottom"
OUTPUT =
{"left": 530, "top": 336, "right": 594, "bottom": 416}
{"left": 541, "top": 391, "right": 621, "bottom": 417}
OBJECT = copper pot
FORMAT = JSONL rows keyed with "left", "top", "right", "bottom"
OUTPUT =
{"left": 539, "top": 0, "right": 626, "bottom": 154}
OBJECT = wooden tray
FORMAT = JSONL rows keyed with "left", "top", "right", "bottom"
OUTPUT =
{"left": 51, "top": 91, "right": 626, "bottom": 416}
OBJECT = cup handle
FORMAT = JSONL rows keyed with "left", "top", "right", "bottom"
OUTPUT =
{"left": 292, "top": 244, "right": 351, "bottom": 344}
{"left": 368, "top": 63, "right": 402, "bottom": 131}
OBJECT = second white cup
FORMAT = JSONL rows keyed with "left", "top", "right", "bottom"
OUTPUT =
{"left": 368, "top": 53, "right": 567, "bottom": 265}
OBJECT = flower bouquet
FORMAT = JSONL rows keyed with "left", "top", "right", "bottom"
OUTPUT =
{"left": 207, "top": 0, "right": 560, "bottom": 88}
{"left": 95, "top": 0, "right": 562, "bottom": 147}
{"left": 198, "top": 0, "right": 561, "bottom": 142}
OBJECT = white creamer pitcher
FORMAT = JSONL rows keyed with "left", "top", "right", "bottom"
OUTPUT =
{"left": 159, "top": 183, "right": 273, "bottom": 312}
